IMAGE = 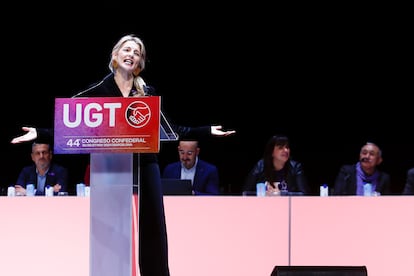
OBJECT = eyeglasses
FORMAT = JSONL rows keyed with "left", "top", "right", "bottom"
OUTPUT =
{"left": 178, "top": 150, "right": 195, "bottom": 156}
{"left": 32, "top": 151, "right": 51, "bottom": 156}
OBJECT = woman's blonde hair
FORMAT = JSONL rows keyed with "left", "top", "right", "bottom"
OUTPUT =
{"left": 109, "top": 34, "right": 147, "bottom": 96}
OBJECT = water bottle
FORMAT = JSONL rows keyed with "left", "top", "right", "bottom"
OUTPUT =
{"left": 76, "top": 183, "right": 86, "bottom": 197}
{"left": 84, "top": 186, "right": 90, "bottom": 197}
{"left": 26, "top": 184, "right": 35, "bottom": 196}
{"left": 256, "top": 182, "right": 266, "bottom": 197}
{"left": 320, "top": 184, "right": 329, "bottom": 197}
{"left": 7, "top": 186, "right": 16, "bottom": 197}
{"left": 45, "top": 185, "right": 54, "bottom": 196}
{"left": 363, "top": 183, "right": 372, "bottom": 196}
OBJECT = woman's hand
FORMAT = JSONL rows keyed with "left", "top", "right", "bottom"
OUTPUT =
{"left": 211, "top": 125, "right": 236, "bottom": 136}
{"left": 11, "top": 127, "right": 38, "bottom": 144}
{"left": 266, "top": 181, "right": 280, "bottom": 196}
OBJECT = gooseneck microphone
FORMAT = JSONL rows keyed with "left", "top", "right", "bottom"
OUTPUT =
{"left": 71, "top": 73, "right": 112, "bottom": 98}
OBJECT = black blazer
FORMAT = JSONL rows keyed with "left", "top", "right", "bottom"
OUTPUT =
{"left": 333, "top": 164, "right": 391, "bottom": 195}
{"left": 402, "top": 168, "right": 414, "bottom": 195}
{"left": 243, "top": 159, "right": 310, "bottom": 194}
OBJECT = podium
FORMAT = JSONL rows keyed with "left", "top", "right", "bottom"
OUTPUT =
{"left": 54, "top": 97, "right": 177, "bottom": 276}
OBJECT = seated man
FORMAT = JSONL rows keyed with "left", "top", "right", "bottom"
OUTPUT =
{"left": 402, "top": 167, "right": 414, "bottom": 195}
{"left": 333, "top": 142, "right": 391, "bottom": 195}
{"left": 162, "top": 140, "right": 220, "bottom": 195}
{"left": 15, "top": 141, "right": 68, "bottom": 196}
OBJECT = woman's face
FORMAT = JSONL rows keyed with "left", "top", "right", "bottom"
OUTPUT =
{"left": 113, "top": 40, "right": 142, "bottom": 74}
{"left": 272, "top": 144, "right": 290, "bottom": 164}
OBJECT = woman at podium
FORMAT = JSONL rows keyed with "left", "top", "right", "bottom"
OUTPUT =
{"left": 11, "top": 34, "right": 235, "bottom": 276}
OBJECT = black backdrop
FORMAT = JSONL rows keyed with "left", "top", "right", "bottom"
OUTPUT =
{"left": 2, "top": 4, "right": 412, "bottom": 195}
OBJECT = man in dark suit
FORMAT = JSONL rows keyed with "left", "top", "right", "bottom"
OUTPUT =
{"left": 162, "top": 140, "right": 220, "bottom": 195}
{"left": 15, "top": 141, "right": 68, "bottom": 196}
{"left": 333, "top": 142, "right": 391, "bottom": 195}
{"left": 402, "top": 167, "right": 414, "bottom": 195}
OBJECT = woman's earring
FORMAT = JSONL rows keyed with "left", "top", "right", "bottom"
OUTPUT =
{"left": 133, "top": 67, "right": 141, "bottom": 76}
{"left": 112, "top": 60, "right": 118, "bottom": 69}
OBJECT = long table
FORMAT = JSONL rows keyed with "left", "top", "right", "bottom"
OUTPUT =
{"left": 1, "top": 196, "right": 413, "bottom": 276}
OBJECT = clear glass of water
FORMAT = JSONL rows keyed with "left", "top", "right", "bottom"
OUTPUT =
{"left": 26, "top": 184, "right": 35, "bottom": 196}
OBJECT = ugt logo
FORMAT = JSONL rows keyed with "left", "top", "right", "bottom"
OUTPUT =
{"left": 125, "top": 101, "right": 151, "bottom": 128}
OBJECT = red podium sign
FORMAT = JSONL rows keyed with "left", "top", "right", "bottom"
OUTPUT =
{"left": 54, "top": 97, "right": 160, "bottom": 154}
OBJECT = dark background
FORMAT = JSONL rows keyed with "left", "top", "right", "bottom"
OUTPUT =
{"left": 2, "top": 4, "right": 412, "bottom": 195}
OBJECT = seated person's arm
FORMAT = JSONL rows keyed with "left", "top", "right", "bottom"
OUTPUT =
{"left": 14, "top": 185, "right": 26, "bottom": 196}
{"left": 54, "top": 167, "right": 69, "bottom": 193}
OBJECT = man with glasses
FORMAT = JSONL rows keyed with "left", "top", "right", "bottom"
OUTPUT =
{"left": 162, "top": 140, "right": 220, "bottom": 195}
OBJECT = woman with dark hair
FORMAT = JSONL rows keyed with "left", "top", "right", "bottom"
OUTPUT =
{"left": 243, "top": 135, "right": 310, "bottom": 195}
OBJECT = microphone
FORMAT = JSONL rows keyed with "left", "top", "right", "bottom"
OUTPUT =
{"left": 71, "top": 73, "right": 111, "bottom": 98}
{"left": 130, "top": 85, "right": 155, "bottom": 96}
{"left": 144, "top": 85, "right": 156, "bottom": 96}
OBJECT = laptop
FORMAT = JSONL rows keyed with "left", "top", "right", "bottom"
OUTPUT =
{"left": 161, "top": 178, "right": 193, "bottom": 195}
